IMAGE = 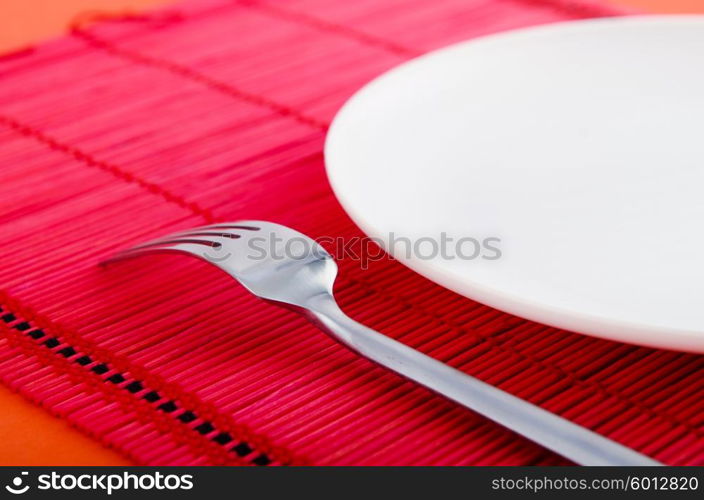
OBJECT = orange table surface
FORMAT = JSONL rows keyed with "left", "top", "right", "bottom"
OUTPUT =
{"left": 0, "top": 0, "right": 703, "bottom": 467}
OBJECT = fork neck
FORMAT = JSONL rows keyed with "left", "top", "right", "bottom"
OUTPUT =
{"left": 298, "top": 292, "right": 365, "bottom": 347}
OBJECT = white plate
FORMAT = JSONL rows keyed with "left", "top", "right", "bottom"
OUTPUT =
{"left": 325, "top": 16, "right": 704, "bottom": 352}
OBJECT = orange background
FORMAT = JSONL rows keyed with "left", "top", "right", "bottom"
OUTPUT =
{"left": 3, "top": 0, "right": 704, "bottom": 53}
{"left": 0, "top": 0, "right": 702, "bottom": 466}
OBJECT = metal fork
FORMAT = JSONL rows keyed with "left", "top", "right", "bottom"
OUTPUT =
{"left": 103, "top": 220, "right": 660, "bottom": 466}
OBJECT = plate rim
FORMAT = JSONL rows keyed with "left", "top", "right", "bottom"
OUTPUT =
{"left": 324, "top": 15, "right": 704, "bottom": 352}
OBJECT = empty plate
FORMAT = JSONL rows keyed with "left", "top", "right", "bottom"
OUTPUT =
{"left": 325, "top": 16, "right": 704, "bottom": 352}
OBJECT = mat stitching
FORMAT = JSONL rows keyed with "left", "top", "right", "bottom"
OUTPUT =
{"left": 68, "top": 9, "right": 412, "bottom": 131}
{"left": 507, "top": 0, "right": 624, "bottom": 17}
{"left": 0, "top": 293, "right": 307, "bottom": 466}
{"left": 70, "top": 23, "right": 329, "bottom": 133}
{"left": 1, "top": 114, "right": 696, "bottom": 443}
{"left": 238, "top": 1, "right": 421, "bottom": 57}
{"left": 0, "top": 319, "right": 249, "bottom": 466}
{"left": 239, "top": 0, "right": 619, "bottom": 56}
{"left": 0, "top": 114, "right": 216, "bottom": 224}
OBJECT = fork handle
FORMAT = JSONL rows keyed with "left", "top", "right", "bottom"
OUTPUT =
{"left": 304, "top": 293, "right": 660, "bottom": 466}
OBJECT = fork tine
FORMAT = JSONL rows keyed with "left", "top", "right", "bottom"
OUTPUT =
{"left": 101, "top": 242, "right": 204, "bottom": 266}
{"left": 130, "top": 223, "right": 260, "bottom": 248}
{"left": 169, "top": 223, "right": 261, "bottom": 235}
{"left": 195, "top": 223, "right": 261, "bottom": 231}
{"left": 102, "top": 226, "right": 244, "bottom": 268}
{"left": 163, "top": 229, "right": 242, "bottom": 240}
{"left": 128, "top": 234, "right": 224, "bottom": 251}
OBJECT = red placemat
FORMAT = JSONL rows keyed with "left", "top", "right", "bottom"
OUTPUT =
{"left": 1, "top": 0, "right": 702, "bottom": 466}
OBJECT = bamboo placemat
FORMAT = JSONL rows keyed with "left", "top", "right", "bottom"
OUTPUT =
{"left": 1, "top": 0, "right": 702, "bottom": 465}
